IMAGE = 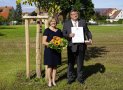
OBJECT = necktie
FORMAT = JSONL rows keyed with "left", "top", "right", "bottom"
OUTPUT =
{"left": 74, "top": 21, "right": 77, "bottom": 27}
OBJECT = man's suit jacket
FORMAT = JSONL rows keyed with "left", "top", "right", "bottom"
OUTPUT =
{"left": 62, "top": 19, "right": 92, "bottom": 52}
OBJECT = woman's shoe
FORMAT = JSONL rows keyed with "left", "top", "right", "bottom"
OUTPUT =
{"left": 48, "top": 82, "right": 52, "bottom": 87}
{"left": 52, "top": 82, "right": 56, "bottom": 86}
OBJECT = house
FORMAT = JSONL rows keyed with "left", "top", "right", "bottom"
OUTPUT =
{"left": 0, "top": 6, "right": 14, "bottom": 19}
{"left": 95, "top": 8, "right": 117, "bottom": 16}
{"left": 107, "top": 10, "right": 123, "bottom": 22}
{"left": 95, "top": 8, "right": 123, "bottom": 22}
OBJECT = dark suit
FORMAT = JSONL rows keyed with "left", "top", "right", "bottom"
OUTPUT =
{"left": 62, "top": 19, "right": 92, "bottom": 82}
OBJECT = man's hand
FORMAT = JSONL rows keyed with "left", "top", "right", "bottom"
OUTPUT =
{"left": 85, "top": 39, "right": 92, "bottom": 45}
{"left": 89, "top": 39, "right": 92, "bottom": 44}
{"left": 69, "top": 33, "right": 75, "bottom": 38}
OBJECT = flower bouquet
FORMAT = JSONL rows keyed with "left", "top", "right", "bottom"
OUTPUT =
{"left": 48, "top": 36, "right": 68, "bottom": 53}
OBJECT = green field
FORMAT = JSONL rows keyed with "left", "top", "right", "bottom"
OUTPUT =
{"left": 0, "top": 25, "right": 123, "bottom": 90}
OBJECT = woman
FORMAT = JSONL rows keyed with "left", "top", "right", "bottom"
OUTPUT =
{"left": 42, "top": 17, "right": 62, "bottom": 87}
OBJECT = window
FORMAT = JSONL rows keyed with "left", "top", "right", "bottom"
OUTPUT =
{"left": 0, "top": 9, "right": 3, "bottom": 12}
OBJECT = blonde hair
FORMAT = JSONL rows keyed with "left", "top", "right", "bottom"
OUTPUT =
{"left": 48, "top": 17, "right": 57, "bottom": 27}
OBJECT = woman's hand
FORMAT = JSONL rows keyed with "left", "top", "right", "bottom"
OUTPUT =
{"left": 42, "top": 36, "right": 49, "bottom": 46}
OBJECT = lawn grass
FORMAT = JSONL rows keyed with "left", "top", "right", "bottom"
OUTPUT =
{"left": 0, "top": 24, "right": 123, "bottom": 90}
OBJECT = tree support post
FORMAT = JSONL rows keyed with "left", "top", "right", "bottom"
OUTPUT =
{"left": 25, "top": 18, "right": 30, "bottom": 79}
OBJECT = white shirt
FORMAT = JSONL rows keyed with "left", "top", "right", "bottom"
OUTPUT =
{"left": 71, "top": 20, "right": 78, "bottom": 27}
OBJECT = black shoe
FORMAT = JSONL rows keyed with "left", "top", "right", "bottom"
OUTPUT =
{"left": 78, "top": 79, "right": 85, "bottom": 84}
{"left": 67, "top": 80, "right": 74, "bottom": 84}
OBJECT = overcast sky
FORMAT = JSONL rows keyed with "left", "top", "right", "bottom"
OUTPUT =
{"left": 92, "top": 0, "right": 123, "bottom": 9}
{"left": 0, "top": 0, "right": 123, "bottom": 12}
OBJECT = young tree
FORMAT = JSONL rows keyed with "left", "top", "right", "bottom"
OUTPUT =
{"left": 16, "top": 0, "right": 95, "bottom": 21}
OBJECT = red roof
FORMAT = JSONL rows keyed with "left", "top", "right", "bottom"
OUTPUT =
{"left": 95, "top": 8, "right": 117, "bottom": 16}
{"left": 0, "top": 12, "right": 9, "bottom": 19}
{"left": 0, "top": 6, "right": 13, "bottom": 19}
{"left": 110, "top": 10, "right": 121, "bottom": 19}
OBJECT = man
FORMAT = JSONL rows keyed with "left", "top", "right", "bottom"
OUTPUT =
{"left": 62, "top": 9, "right": 92, "bottom": 84}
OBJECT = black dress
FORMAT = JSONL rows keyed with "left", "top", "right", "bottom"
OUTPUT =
{"left": 43, "top": 28, "right": 62, "bottom": 67}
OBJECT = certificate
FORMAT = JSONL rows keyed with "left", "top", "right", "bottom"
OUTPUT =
{"left": 71, "top": 27, "right": 84, "bottom": 43}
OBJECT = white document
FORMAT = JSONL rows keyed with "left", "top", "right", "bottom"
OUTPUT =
{"left": 71, "top": 27, "right": 84, "bottom": 43}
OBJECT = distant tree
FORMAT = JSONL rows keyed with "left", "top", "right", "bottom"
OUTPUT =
{"left": 60, "top": 0, "right": 94, "bottom": 21}
{"left": 95, "top": 12, "right": 107, "bottom": 20}
{"left": 59, "top": 0, "right": 82, "bottom": 21}
{"left": 80, "top": 0, "right": 95, "bottom": 21}
{"left": 0, "top": 16, "right": 9, "bottom": 25}
{"left": 0, "top": 16, "right": 5, "bottom": 25}
{"left": 30, "top": 11, "right": 37, "bottom": 21}
{"left": 8, "top": 9, "right": 15, "bottom": 22}
{"left": 30, "top": 11, "right": 37, "bottom": 16}
{"left": 15, "top": 3, "right": 22, "bottom": 24}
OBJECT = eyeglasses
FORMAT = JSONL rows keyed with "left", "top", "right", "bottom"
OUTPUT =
{"left": 70, "top": 13, "right": 78, "bottom": 15}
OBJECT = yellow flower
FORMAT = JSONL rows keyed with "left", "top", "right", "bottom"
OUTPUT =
{"left": 54, "top": 40, "right": 60, "bottom": 46}
{"left": 48, "top": 36, "right": 68, "bottom": 53}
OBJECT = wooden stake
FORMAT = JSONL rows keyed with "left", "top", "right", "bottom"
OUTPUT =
{"left": 23, "top": 15, "right": 48, "bottom": 79}
{"left": 40, "top": 20, "right": 43, "bottom": 76}
{"left": 45, "top": 19, "right": 48, "bottom": 29}
{"left": 25, "top": 19, "right": 30, "bottom": 79}
{"left": 36, "top": 19, "right": 41, "bottom": 78}
{"left": 44, "top": 19, "right": 49, "bottom": 81}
